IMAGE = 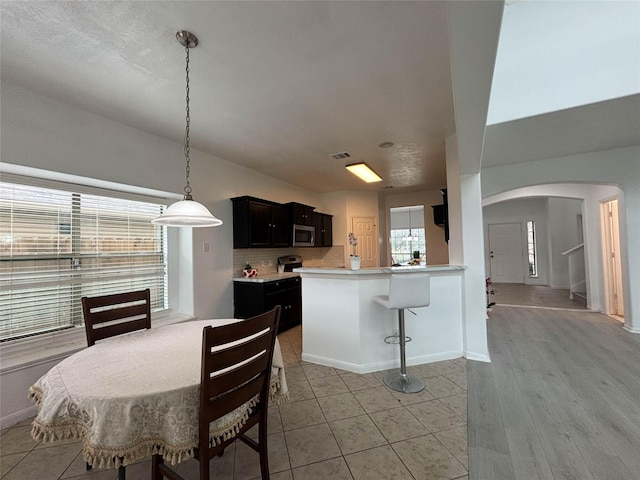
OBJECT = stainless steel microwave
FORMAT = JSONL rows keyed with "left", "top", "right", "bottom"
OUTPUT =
{"left": 292, "top": 224, "right": 315, "bottom": 247}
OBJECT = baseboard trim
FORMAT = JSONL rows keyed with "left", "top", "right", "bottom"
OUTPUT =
{"left": 1, "top": 405, "right": 38, "bottom": 430}
{"left": 301, "top": 350, "right": 464, "bottom": 374}
{"left": 464, "top": 351, "right": 491, "bottom": 362}
{"left": 623, "top": 324, "right": 640, "bottom": 334}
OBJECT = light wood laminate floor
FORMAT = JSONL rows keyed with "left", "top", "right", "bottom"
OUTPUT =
{"left": 490, "top": 283, "right": 587, "bottom": 310}
{"left": 469, "top": 305, "right": 640, "bottom": 479}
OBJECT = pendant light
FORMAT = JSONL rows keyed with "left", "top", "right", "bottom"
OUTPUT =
{"left": 152, "top": 31, "right": 223, "bottom": 227}
{"left": 404, "top": 207, "right": 415, "bottom": 242}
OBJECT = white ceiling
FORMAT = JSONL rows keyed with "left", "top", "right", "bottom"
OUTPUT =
{"left": 1, "top": 1, "right": 638, "bottom": 192}
{"left": 487, "top": 0, "right": 640, "bottom": 125}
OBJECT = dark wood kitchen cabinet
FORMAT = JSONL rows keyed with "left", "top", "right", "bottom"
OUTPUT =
{"left": 313, "top": 213, "right": 333, "bottom": 247}
{"left": 231, "top": 196, "right": 289, "bottom": 248}
{"left": 287, "top": 202, "right": 315, "bottom": 226}
{"left": 233, "top": 276, "right": 301, "bottom": 333}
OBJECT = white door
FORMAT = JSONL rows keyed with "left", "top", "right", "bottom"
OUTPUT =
{"left": 602, "top": 200, "right": 624, "bottom": 317}
{"left": 352, "top": 216, "right": 378, "bottom": 268}
{"left": 489, "top": 223, "right": 524, "bottom": 283}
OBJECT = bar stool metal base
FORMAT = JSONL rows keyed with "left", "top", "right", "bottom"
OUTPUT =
{"left": 383, "top": 371, "right": 425, "bottom": 393}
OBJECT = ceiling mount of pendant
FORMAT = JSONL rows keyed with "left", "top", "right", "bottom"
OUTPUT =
{"left": 176, "top": 30, "right": 198, "bottom": 48}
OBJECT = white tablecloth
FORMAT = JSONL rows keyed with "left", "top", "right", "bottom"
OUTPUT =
{"left": 28, "top": 319, "right": 288, "bottom": 468}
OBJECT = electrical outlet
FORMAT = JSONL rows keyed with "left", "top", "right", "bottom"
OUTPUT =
{"left": 202, "top": 242, "right": 210, "bottom": 253}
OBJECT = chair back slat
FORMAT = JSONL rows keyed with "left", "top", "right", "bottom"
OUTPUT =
{"left": 206, "top": 313, "right": 276, "bottom": 345}
{"left": 89, "top": 318, "right": 151, "bottom": 344}
{"left": 83, "top": 303, "right": 149, "bottom": 325}
{"left": 205, "top": 352, "right": 270, "bottom": 398}
{"left": 82, "top": 289, "right": 151, "bottom": 346}
{"left": 208, "top": 330, "right": 273, "bottom": 372}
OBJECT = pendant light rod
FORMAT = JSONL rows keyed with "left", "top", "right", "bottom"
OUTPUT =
{"left": 152, "top": 30, "right": 223, "bottom": 227}
{"left": 182, "top": 34, "right": 193, "bottom": 200}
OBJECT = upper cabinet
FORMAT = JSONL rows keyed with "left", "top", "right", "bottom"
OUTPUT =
{"left": 313, "top": 213, "right": 333, "bottom": 247}
{"left": 287, "top": 202, "right": 315, "bottom": 226}
{"left": 231, "top": 196, "right": 289, "bottom": 248}
{"left": 232, "top": 196, "right": 333, "bottom": 249}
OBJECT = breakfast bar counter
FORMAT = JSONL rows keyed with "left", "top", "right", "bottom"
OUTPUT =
{"left": 294, "top": 265, "right": 466, "bottom": 373}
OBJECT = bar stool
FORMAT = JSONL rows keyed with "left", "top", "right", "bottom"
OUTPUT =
{"left": 373, "top": 273, "right": 430, "bottom": 393}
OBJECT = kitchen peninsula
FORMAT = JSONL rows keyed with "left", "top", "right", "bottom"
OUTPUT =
{"left": 294, "top": 265, "right": 466, "bottom": 374}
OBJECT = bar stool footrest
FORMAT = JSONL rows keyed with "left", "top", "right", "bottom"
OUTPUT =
{"left": 383, "top": 335, "right": 412, "bottom": 345}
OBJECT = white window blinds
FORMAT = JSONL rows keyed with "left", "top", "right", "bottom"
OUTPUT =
{"left": 0, "top": 179, "right": 167, "bottom": 342}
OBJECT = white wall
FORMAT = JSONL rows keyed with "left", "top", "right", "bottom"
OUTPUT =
{"left": 483, "top": 197, "right": 549, "bottom": 285}
{"left": 446, "top": 135, "right": 489, "bottom": 362}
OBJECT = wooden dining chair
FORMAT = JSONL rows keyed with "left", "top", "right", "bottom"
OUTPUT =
{"left": 81, "top": 288, "right": 151, "bottom": 347}
{"left": 151, "top": 305, "right": 282, "bottom": 480}
{"left": 81, "top": 288, "right": 152, "bottom": 480}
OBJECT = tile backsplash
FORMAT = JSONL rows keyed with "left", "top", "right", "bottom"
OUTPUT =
{"left": 233, "top": 246, "right": 345, "bottom": 277}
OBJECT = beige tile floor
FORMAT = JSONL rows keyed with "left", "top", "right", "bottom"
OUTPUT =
{"left": 1, "top": 326, "right": 468, "bottom": 480}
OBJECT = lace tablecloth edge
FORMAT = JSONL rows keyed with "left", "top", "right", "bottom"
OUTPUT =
{"left": 28, "top": 381, "right": 289, "bottom": 468}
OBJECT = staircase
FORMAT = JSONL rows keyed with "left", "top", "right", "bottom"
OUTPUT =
{"left": 561, "top": 243, "right": 586, "bottom": 304}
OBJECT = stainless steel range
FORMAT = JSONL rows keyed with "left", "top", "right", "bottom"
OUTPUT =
{"left": 277, "top": 255, "right": 303, "bottom": 272}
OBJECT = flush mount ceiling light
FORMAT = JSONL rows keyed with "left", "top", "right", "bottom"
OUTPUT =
{"left": 152, "top": 31, "right": 223, "bottom": 228}
{"left": 346, "top": 162, "right": 383, "bottom": 183}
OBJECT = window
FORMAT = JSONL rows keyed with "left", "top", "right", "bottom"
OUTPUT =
{"left": 389, "top": 206, "right": 426, "bottom": 264}
{"left": 526, "top": 221, "right": 538, "bottom": 277}
{"left": 390, "top": 228, "right": 426, "bottom": 263}
{"left": 0, "top": 179, "right": 167, "bottom": 342}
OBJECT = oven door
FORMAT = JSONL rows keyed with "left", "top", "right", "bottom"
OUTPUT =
{"left": 292, "top": 224, "right": 315, "bottom": 247}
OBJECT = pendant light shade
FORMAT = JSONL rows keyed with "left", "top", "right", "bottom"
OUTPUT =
{"left": 152, "top": 199, "right": 223, "bottom": 227}
{"left": 152, "top": 30, "right": 223, "bottom": 228}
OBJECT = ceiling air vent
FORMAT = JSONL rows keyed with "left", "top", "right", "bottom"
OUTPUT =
{"left": 330, "top": 151, "right": 351, "bottom": 160}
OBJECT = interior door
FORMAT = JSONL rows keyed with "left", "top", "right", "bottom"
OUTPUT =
{"left": 352, "top": 216, "right": 378, "bottom": 268}
{"left": 489, "top": 223, "right": 524, "bottom": 283}
{"left": 602, "top": 200, "right": 624, "bottom": 317}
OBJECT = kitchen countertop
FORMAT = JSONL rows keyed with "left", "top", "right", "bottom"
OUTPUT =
{"left": 232, "top": 272, "right": 301, "bottom": 283}
{"left": 293, "top": 265, "right": 466, "bottom": 275}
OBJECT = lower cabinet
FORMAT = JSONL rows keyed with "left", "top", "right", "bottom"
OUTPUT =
{"left": 233, "top": 277, "right": 301, "bottom": 333}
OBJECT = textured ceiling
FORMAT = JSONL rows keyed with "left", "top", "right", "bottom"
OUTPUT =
{"left": 1, "top": 1, "right": 455, "bottom": 194}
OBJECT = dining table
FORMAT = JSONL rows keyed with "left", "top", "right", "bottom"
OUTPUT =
{"left": 28, "top": 318, "right": 289, "bottom": 474}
